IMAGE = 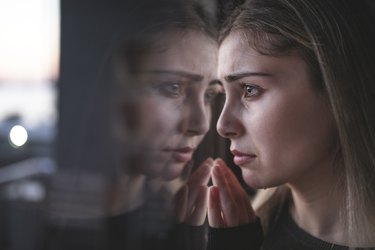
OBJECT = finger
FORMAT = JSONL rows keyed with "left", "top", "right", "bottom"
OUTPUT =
{"left": 211, "top": 162, "right": 226, "bottom": 188}
{"left": 212, "top": 164, "right": 240, "bottom": 226}
{"left": 186, "top": 185, "right": 208, "bottom": 226}
{"left": 215, "top": 159, "right": 256, "bottom": 224}
{"left": 216, "top": 159, "right": 248, "bottom": 206}
{"left": 187, "top": 158, "right": 213, "bottom": 187}
{"left": 208, "top": 186, "right": 225, "bottom": 228}
{"left": 215, "top": 158, "right": 244, "bottom": 191}
{"left": 174, "top": 185, "right": 188, "bottom": 223}
{"left": 186, "top": 158, "right": 213, "bottom": 211}
{"left": 213, "top": 162, "right": 250, "bottom": 226}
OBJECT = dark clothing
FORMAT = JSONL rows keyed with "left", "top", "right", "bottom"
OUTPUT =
{"left": 108, "top": 206, "right": 206, "bottom": 250}
{"left": 207, "top": 206, "right": 374, "bottom": 250}
{"left": 107, "top": 185, "right": 206, "bottom": 250}
{"left": 207, "top": 218, "right": 263, "bottom": 250}
{"left": 262, "top": 207, "right": 350, "bottom": 250}
{"left": 44, "top": 186, "right": 206, "bottom": 250}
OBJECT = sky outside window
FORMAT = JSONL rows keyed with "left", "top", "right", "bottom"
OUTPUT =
{"left": 0, "top": 0, "right": 59, "bottom": 128}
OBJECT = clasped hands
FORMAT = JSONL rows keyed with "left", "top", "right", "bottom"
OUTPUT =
{"left": 174, "top": 158, "right": 257, "bottom": 228}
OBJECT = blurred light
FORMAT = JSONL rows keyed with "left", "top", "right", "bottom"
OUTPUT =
{"left": 9, "top": 125, "right": 28, "bottom": 148}
{"left": 6, "top": 180, "right": 46, "bottom": 202}
{"left": 0, "top": 157, "right": 56, "bottom": 184}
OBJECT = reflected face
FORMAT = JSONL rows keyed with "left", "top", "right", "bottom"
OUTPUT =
{"left": 124, "top": 30, "right": 220, "bottom": 180}
{"left": 217, "top": 32, "right": 337, "bottom": 189}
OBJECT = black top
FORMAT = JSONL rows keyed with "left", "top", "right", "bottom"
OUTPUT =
{"left": 108, "top": 206, "right": 206, "bottom": 250}
{"left": 207, "top": 206, "right": 374, "bottom": 250}
{"left": 44, "top": 186, "right": 206, "bottom": 250}
{"left": 207, "top": 218, "right": 263, "bottom": 250}
{"left": 262, "top": 206, "right": 349, "bottom": 250}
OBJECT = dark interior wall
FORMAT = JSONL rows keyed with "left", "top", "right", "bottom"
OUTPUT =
{"left": 57, "top": 0, "right": 227, "bottom": 177}
{"left": 59, "top": 1, "right": 116, "bottom": 174}
{"left": 51, "top": 2, "right": 174, "bottom": 248}
{"left": 58, "top": 0, "right": 214, "bottom": 175}
{"left": 58, "top": 0, "right": 161, "bottom": 176}
{"left": 57, "top": 0, "right": 244, "bottom": 187}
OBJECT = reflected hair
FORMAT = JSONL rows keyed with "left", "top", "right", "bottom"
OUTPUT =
{"left": 116, "top": 0, "right": 217, "bottom": 77}
{"left": 111, "top": 0, "right": 218, "bottom": 177}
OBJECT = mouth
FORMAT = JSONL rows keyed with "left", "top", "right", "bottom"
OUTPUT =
{"left": 163, "top": 147, "right": 195, "bottom": 163}
{"left": 231, "top": 149, "right": 257, "bottom": 166}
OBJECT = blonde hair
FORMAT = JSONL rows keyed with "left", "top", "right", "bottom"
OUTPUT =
{"left": 222, "top": 0, "right": 375, "bottom": 245}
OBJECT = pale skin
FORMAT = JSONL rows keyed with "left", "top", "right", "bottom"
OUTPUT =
{"left": 111, "top": 30, "right": 222, "bottom": 221}
{"left": 174, "top": 158, "right": 256, "bottom": 226}
{"left": 208, "top": 159, "right": 256, "bottom": 228}
{"left": 174, "top": 158, "right": 214, "bottom": 226}
{"left": 123, "top": 30, "right": 219, "bottom": 181}
{"left": 204, "top": 32, "right": 348, "bottom": 245}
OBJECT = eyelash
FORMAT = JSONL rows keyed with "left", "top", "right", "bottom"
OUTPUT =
{"left": 205, "top": 91, "right": 223, "bottom": 104}
{"left": 240, "top": 83, "right": 262, "bottom": 98}
{"left": 156, "top": 82, "right": 225, "bottom": 103}
{"left": 158, "top": 82, "right": 184, "bottom": 97}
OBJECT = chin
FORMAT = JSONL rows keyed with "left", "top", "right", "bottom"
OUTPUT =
{"left": 160, "top": 162, "right": 186, "bottom": 181}
{"left": 242, "top": 169, "right": 287, "bottom": 190}
{"left": 139, "top": 162, "right": 185, "bottom": 181}
{"left": 242, "top": 169, "right": 270, "bottom": 189}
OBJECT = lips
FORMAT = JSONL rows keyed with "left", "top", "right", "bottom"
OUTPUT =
{"left": 163, "top": 147, "right": 195, "bottom": 163}
{"left": 231, "top": 149, "right": 257, "bottom": 166}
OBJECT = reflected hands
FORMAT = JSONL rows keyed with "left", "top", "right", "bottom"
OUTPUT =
{"left": 174, "top": 158, "right": 213, "bottom": 226}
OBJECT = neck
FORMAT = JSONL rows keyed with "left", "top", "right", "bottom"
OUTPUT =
{"left": 287, "top": 159, "right": 347, "bottom": 245}
{"left": 108, "top": 174, "right": 146, "bottom": 215}
{"left": 108, "top": 173, "right": 175, "bottom": 216}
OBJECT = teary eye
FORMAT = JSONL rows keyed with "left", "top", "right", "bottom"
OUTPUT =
{"left": 242, "top": 84, "right": 262, "bottom": 98}
{"left": 159, "top": 82, "right": 183, "bottom": 97}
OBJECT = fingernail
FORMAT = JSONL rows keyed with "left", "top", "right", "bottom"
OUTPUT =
{"left": 216, "top": 158, "right": 225, "bottom": 166}
{"left": 213, "top": 165, "right": 221, "bottom": 177}
{"left": 202, "top": 163, "right": 211, "bottom": 175}
{"left": 205, "top": 158, "right": 214, "bottom": 167}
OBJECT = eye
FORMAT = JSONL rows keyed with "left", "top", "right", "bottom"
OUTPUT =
{"left": 159, "top": 82, "right": 183, "bottom": 97}
{"left": 204, "top": 84, "right": 225, "bottom": 103}
{"left": 242, "top": 84, "right": 262, "bottom": 98}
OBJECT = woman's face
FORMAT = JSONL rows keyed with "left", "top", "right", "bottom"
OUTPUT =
{"left": 124, "top": 30, "right": 219, "bottom": 180}
{"left": 217, "top": 32, "right": 337, "bottom": 189}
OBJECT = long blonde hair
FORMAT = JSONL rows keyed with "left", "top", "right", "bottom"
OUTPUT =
{"left": 221, "top": 0, "right": 375, "bottom": 245}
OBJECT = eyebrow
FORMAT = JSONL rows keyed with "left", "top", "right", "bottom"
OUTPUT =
{"left": 146, "top": 70, "right": 204, "bottom": 82}
{"left": 209, "top": 79, "right": 223, "bottom": 86}
{"left": 224, "top": 72, "right": 273, "bottom": 82}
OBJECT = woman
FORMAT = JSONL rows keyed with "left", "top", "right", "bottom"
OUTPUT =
{"left": 109, "top": 1, "right": 222, "bottom": 250}
{"left": 207, "top": 0, "right": 375, "bottom": 249}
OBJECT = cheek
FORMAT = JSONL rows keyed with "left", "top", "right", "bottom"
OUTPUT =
{"left": 161, "top": 162, "right": 187, "bottom": 180}
{"left": 249, "top": 92, "right": 337, "bottom": 177}
{"left": 135, "top": 99, "right": 181, "bottom": 143}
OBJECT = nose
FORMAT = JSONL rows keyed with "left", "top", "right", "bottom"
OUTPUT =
{"left": 216, "top": 99, "right": 244, "bottom": 139}
{"left": 181, "top": 98, "right": 210, "bottom": 136}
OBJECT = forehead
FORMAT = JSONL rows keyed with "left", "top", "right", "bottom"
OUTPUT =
{"left": 218, "top": 32, "right": 306, "bottom": 80}
{"left": 218, "top": 32, "right": 262, "bottom": 75}
{"left": 143, "top": 30, "right": 218, "bottom": 79}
